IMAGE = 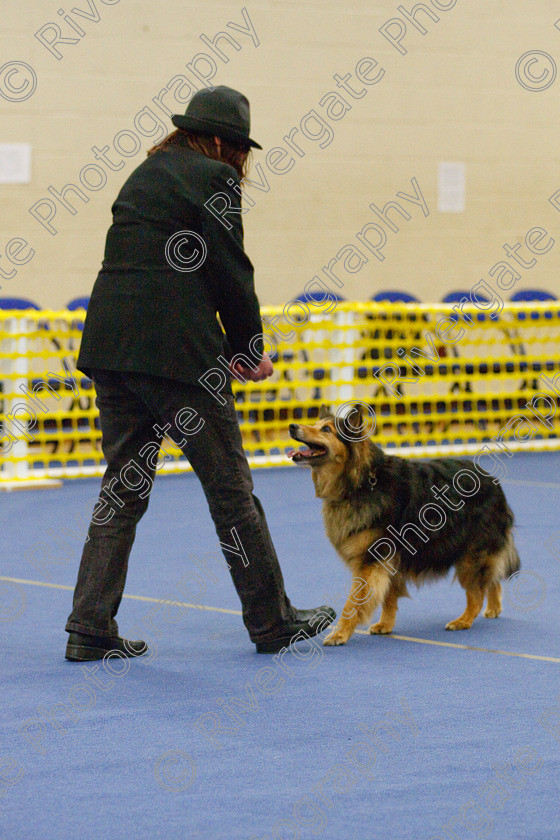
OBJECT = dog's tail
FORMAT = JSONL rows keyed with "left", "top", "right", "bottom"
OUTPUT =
{"left": 503, "top": 529, "right": 521, "bottom": 578}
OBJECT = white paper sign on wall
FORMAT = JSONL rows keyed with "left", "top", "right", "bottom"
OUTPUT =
{"left": 0, "top": 143, "right": 32, "bottom": 184}
{"left": 438, "top": 162, "right": 465, "bottom": 213}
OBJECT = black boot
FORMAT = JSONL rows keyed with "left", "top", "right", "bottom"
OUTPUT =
{"left": 65, "top": 632, "right": 148, "bottom": 661}
{"left": 254, "top": 605, "right": 337, "bottom": 653}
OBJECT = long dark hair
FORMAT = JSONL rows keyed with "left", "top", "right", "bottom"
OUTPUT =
{"left": 147, "top": 128, "right": 252, "bottom": 179}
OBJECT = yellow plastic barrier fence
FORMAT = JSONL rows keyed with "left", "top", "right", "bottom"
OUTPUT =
{"left": 1, "top": 301, "right": 559, "bottom": 489}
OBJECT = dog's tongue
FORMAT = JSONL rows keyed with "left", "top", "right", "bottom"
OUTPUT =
{"left": 287, "top": 447, "right": 312, "bottom": 461}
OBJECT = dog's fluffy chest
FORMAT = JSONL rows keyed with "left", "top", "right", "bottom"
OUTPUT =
{"left": 322, "top": 496, "right": 378, "bottom": 553}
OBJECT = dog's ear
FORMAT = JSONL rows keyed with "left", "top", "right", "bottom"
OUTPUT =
{"left": 344, "top": 403, "right": 364, "bottom": 438}
{"left": 319, "top": 404, "right": 331, "bottom": 420}
{"left": 335, "top": 403, "right": 375, "bottom": 443}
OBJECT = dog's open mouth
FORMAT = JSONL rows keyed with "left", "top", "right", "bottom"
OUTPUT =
{"left": 287, "top": 441, "right": 328, "bottom": 462}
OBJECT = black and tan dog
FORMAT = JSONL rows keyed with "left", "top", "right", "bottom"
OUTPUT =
{"left": 288, "top": 406, "right": 520, "bottom": 646}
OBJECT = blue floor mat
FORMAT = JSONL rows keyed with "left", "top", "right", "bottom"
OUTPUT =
{"left": 1, "top": 453, "right": 559, "bottom": 839}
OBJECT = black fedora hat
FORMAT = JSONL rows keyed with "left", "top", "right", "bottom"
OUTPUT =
{"left": 171, "top": 85, "right": 262, "bottom": 149}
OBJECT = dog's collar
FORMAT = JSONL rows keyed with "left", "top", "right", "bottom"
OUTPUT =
{"left": 356, "top": 470, "right": 378, "bottom": 493}
{"left": 340, "top": 469, "right": 377, "bottom": 500}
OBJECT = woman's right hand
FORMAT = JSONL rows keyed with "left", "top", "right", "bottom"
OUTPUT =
{"left": 230, "top": 354, "right": 273, "bottom": 382}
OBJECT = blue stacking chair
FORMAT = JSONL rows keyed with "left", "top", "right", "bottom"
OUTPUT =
{"left": 259, "top": 290, "right": 347, "bottom": 425}
{"left": 0, "top": 297, "right": 40, "bottom": 310}
{"left": 441, "top": 291, "right": 520, "bottom": 432}
{"left": 66, "top": 296, "right": 90, "bottom": 310}
{"left": 440, "top": 290, "right": 494, "bottom": 398}
{"left": 509, "top": 290, "right": 559, "bottom": 389}
{"left": 510, "top": 289, "right": 557, "bottom": 320}
{"left": 441, "top": 290, "right": 497, "bottom": 322}
{"left": 371, "top": 290, "right": 419, "bottom": 303}
{"left": 364, "top": 291, "right": 422, "bottom": 401}
{"left": 292, "top": 290, "right": 347, "bottom": 416}
{"left": 510, "top": 289, "right": 557, "bottom": 302}
{"left": 66, "top": 296, "right": 90, "bottom": 333}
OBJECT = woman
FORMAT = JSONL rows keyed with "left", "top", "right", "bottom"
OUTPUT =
{"left": 65, "top": 85, "right": 336, "bottom": 659}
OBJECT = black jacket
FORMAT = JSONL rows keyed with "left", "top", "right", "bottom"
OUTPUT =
{"left": 77, "top": 135, "right": 263, "bottom": 386}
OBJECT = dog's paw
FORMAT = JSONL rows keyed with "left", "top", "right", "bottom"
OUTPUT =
{"left": 484, "top": 607, "right": 501, "bottom": 619}
{"left": 323, "top": 627, "right": 350, "bottom": 646}
{"left": 445, "top": 618, "right": 471, "bottom": 631}
{"left": 368, "top": 622, "right": 393, "bottom": 635}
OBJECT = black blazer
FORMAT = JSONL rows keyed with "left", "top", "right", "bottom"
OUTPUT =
{"left": 77, "top": 135, "right": 263, "bottom": 387}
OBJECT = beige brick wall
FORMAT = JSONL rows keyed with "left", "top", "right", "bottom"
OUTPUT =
{"left": 1, "top": 0, "right": 560, "bottom": 308}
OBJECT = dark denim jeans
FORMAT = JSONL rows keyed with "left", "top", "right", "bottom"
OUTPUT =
{"left": 65, "top": 369, "right": 295, "bottom": 643}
